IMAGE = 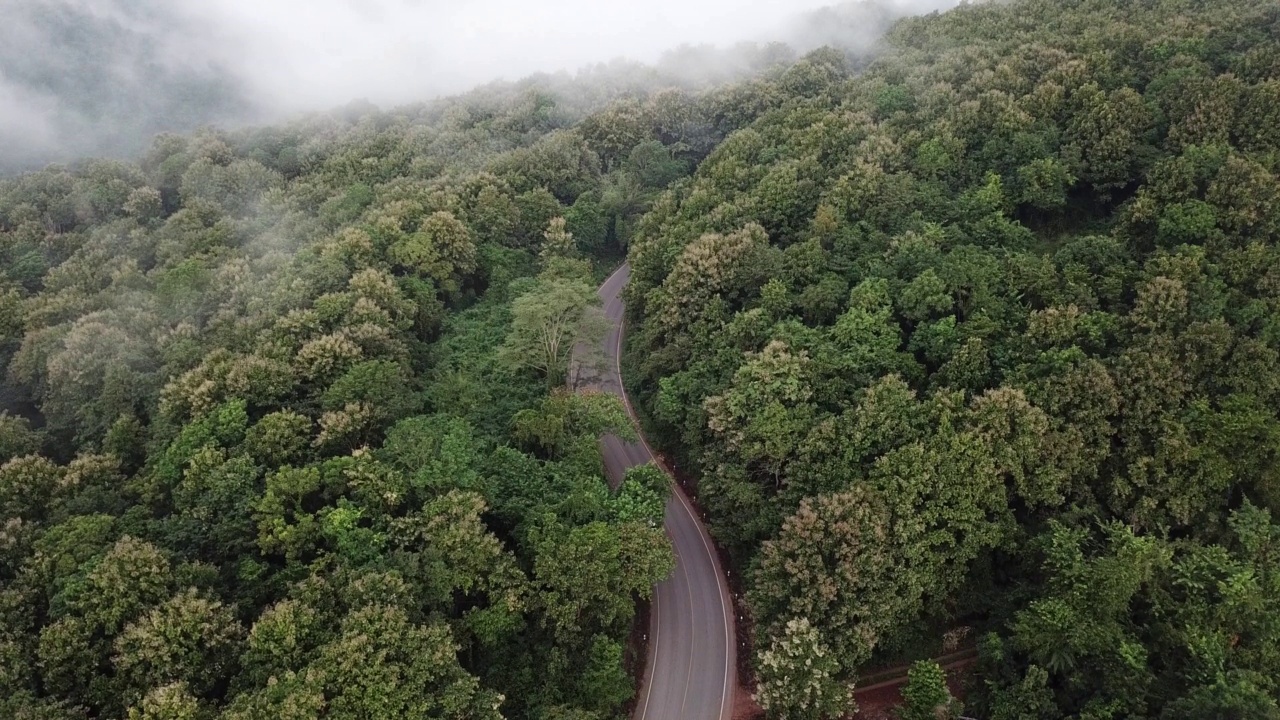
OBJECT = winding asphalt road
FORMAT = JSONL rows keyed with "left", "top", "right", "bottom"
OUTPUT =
{"left": 590, "top": 263, "right": 737, "bottom": 720}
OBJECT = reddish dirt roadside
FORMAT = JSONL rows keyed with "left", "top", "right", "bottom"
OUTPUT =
{"left": 851, "top": 656, "right": 975, "bottom": 719}
{"left": 733, "top": 689, "right": 765, "bottom": 720}
{"left": 730, "top": 650, "right": 978, "bottom": 720}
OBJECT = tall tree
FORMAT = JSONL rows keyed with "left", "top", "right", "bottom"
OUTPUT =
{"left": 500, "top": 274, "right": 608, "bottom": 389}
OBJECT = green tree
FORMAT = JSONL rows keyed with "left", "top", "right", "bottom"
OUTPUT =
{"left": 750, "top": 487, "right": 905, "bottom": 669}
{"left": 1007, "top": 523, "right": 1167, "bottom": 713}
{"left": 312, "top": 605, "right": 502, "bottom": 720}
{"left": 512, "top": 390, "right": 633, "bottom": 463}
{"left": 515, "top": 188, "right": 564, "bottom": 247}
{"left": 379, "top": 414, "right": 483, "bottom": 494}
{"left": 500, "top": 275, "right": 608, "bottom": 389}
{"left": 648, "top": 223, "right": 771, "bottom": 338}
{"left": 986, "top": 666, "right": 1057, "bottom": 720}
{"left": 321, "top": 359, "right": 420, "bottom": 428}
{"left": 565, "top": 192, "right": 609, "bottom": 255}
{"left": 254, "top": 466, "right": 342, "bottom": 562}
{"left": 1015, "top": 157, "right": 1075, "bottom": 211}
{"left": 534, "top": 520, "right": 672, "bottom": 644}
{"left": 1161, "top": 677, "right": 1280, "bottom": 720}
{"left": 240, "top": 600, "right": 323, "bottom": 687}
{"left": 244, "top": 411, "right": 312, "bottom": 469}
{"left": 1067, "top": 85, "right": 1154, "bottom": 195}
{"left": 390, "top": 210, "right": 477, "bottom": 294}
{"left": 610, "top": 463, "right": 669, "bottom": 526}
{"left": 898, "top": 661, "right": 960, "bottom": 720}
{"left": 540, "top": 217, "right": 577, "bottom": 263}
{"left": 625, "top": 140, "right": 687, "bottom": 189}
{"left": 0, "top": 455, "right": 61, "bottom": 522}
{"left": 576, "top": 635, "right": 633, "bottom": 715}
{"left": 126, "top": 683, "right": 205, "bottom": 720}
{"left": 391, "top": 490, "right": 527, "bottom": 620}
{"left": 113, "top": 589, "right": 243, "bottom": 704}
{"left": 171, "top": 448, "right": 261, "bottom": 559}
{"left": 754, "top": 617, "right": 852, "bottom": 720}
{"left": 0, "top": 412, "right": 39, "bottom": 461}
{"left": 37, "top": 537, "right": 174, "bottom": 712}
{"left": 704, "top": 341, "right": 817, "bottom": 489}
{"left": 466, "top": 180, "right": 520, "bottom": 246}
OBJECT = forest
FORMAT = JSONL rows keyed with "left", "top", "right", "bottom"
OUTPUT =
{"left": 0, "top": 38, "right": 809, "bottom": 720}
{"left": 623, "top": 0, "right": 1280, "bottom": 717}
{"left": 3, "top": 0, "right": 1280, "bottom": 718}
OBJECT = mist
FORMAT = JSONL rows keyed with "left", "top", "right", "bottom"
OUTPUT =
{"left": 0, "top": 0, "right": 955, "bottom": 170}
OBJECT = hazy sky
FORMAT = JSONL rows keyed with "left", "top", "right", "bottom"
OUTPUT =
{"left": 182, "top": 0, "right": 948, "bottom": 110}
{"left": 0, "top": 0, "right": 954, "bottom": 168}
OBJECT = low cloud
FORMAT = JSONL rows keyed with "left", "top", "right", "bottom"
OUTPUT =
{"left": 0, "top": 0, "right": 955, "bottom": 169}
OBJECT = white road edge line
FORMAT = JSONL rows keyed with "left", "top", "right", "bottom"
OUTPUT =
{"left": 679, "top": 536, "right": 696, "bottom": 718}
{"left": 670, "top": 476, "right": 734, "bottom": 720}
{"left": 639, "top": 570, "right": 660, "bottom": 720}
{"left": 603, "top": 263, "right": 734, "bottom": 720}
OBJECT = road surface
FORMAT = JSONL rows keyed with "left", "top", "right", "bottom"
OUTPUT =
{"left": 589, "top": 263, "right": 737, "bottom": 720}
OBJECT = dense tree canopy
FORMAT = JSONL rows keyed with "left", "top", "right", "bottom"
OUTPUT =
{"left": 5, "top": 0, "right": 1280, "bottom": 718}
{"left": 620, "top": 0, "right": 1280, "bottom": 717}
{"left": 0, "top": 38, "right": 799, "bottom": 717}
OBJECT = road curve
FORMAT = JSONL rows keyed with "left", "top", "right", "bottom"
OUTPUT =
{"left": 592, "top": 263, "right": 737, "bottom": 720}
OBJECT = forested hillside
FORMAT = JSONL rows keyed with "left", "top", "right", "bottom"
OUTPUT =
{"left": 6, "top": 0, "right": 1280, "bottom": 718}
{"left": 0, "top": 0, "right": 918, "bottom": 172}
{"left": 0, "top": 53, "right": 807, "bottom": 719}
{"left": 622, "top": 0, "right": 1280, "bottom": 717}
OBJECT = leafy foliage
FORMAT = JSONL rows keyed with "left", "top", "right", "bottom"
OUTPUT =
{"left": 620, "top": 0, "right": 1280, "bottom": 717}
{"left": 0, "top": 36, "right": 770, "bottom": 717}
{"left": 8, "top": 1, "right": 1280, "bottom": 718}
